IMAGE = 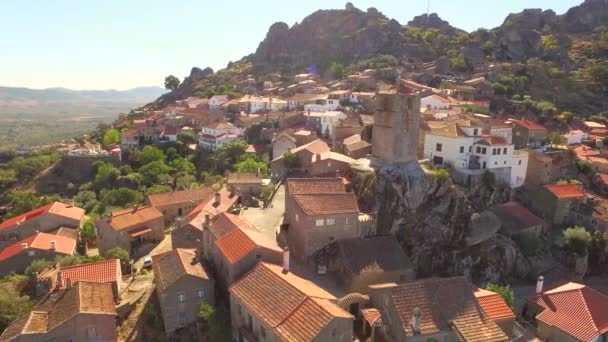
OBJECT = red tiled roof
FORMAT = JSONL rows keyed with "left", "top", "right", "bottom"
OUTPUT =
{"left": 0, "top": 203, "right": 53, "bottom": 230}
{"left": 147, "top": 188, "right": 214, "bottom": 208}
{"left": 162, "top": 126, "right": 178, "bottom": 136}
{"left": 361, "top": 308, "right": 382, "bottom": 326}
{"left": 597, "top": 174, "right": 608, "bottom": 185}
{"left": 545, "top": 184, "right": 585, "bottom": 200}
{"left": 495, "top": 202, "right": 545, "bottom": 227}
{"left": 514, "top": 119, "right": 546, "bottom": 131}
{"left": 107, "top": 206, "right": 163, "bottom": 231}
{"left": 215, "top": 229, "right": 257, "bottom": 264}
{"left": 292, "top": 193, "right": 359, "bottom": 215}
{"left": 474, "top": 288, "right": 516, "bottom": 321}
{"left": 59, "top": 259, "right": 120, "bottom": 288}
{"left": 529, "top": 282, "right": 608, "bottom": 342}
{"left": 287, "top": 178, "right": 345, "bottom": 196}
{"left": 0, "top": 232, "right": 76, "bottom": 262}
{"left": 152, "top": 248, "right": 210, "bottom": 293}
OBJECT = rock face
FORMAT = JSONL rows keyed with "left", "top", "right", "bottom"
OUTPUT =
{"left": 147, "top": 67, "right": 214, "bottom": 109}
{"left": 407, "top": 13, "right": 465, "bottom": 34}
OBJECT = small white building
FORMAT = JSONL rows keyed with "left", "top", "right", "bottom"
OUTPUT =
{"left": 209, "top": 95, "right": 229, "bottom": 109}
{"left": 348, "top": 92, "right": 376, "bottom": 104}
{"left": 563, "top": 130, "right": 585, "bottom": 145}
{"left": 305, "top": 111, "right": 347, "bottom": 138}
{"left": 198, "top": 122, "right": 244, "bottom": 152}
{"left": 423, "top": 122, "right": 528, "bottom": 188}
{"left": 421, "top": 95, "right": 451, "bottom": 110}
{"left": 239, "top": 95, "right": 288, "bottom": 113}
{"left": 303, "top": 95, "right": 339, "bottom": 113}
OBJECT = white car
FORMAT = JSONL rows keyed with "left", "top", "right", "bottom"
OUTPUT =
{"left": 143, "top": 256, "right": 152, "bottom": 269}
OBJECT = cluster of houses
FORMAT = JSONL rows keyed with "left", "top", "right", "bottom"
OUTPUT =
{"left": 3, "top": 71, "right": 608, "bottom": 342}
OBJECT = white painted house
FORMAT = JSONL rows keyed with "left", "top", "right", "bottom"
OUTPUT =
{"left": 421, "top": 95, "right": 451, "bottom": 110}
{"left": 198, "top": 122, "right": 244, "bottom": 152}
{"left": 423, "top": 121, "right": 528, "bottom": 188}
{"left": 209, "top": 95, "right": 229, "bottom": 109}
{"left": 239, "top": 96, "right": 288, "bottom": 113}
{"left": 303, "top": 94, "right": 340, "bottom": 113}
{"left": 305, "top": 111, "right": 347, "bottom": 138}
{"left": 563, "top": 130, "right": 585, "bottom": 145}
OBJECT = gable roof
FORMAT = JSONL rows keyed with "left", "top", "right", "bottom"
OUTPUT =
{"left": 271, "top": 139, "right": 330, "bottom": 162}
{"left": 423, "top": 94, "right": 451, "bottom": 104}
{"left": 0, "top": 282, "right": 115, "bottom": 341}
{"left": 0, "top": 202, "right": 84, "bottom": 231}
{"left": 335, "top": 236, "right": 412, "bottom": 276}
{"left": 147, "top": 188, "right": 215, "bottom": 208}
{"left": 227, "top": 173, "right": 262, "bottom": 185}
{"left": 215, "top": 229, "right": 258, "bottom": 265}
{"left": 494, "top": 202, "right": 545, "bottom": 228}
{"left": 0, "top": 232, "right": 76, "bottom": 262}
{"left": 230, "top": 262, "right": 352, "bottom": 341}
{"left": 387, "top": 277, "right": 508, "bottom": 341}
{"left": 287, "top": 178, "right": 345, "bottom": 196}
{"left": 513, "top": 119, "right": 546, "bottom": 131}
{"left": 107, "top": 206, "right": 163, "bottom": 231}
{"left": 293, "top": 193, "right": 359, "bottom": 215}
{"left": 311, "top": 152, "right": 355, "bottom": 164}
{"left": 152, "top": 248, "right": 210, "bottom": 293}
{"left": 474, "top": 288, "right": 516, "bottom": 321}
{"left": 528, "top": 282, "right": 608, "bottom": 342}
{"left": 545, "top": 184, "right": 585, "bottom": 200}
{"left": 58, "top": 259, "right": 120, "bottom": 289}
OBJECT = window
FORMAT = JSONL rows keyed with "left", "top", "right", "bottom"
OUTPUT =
{"left": 237, "top": 304, "right": 242, "bottom": 316}
{"left": 476, "top": 146, "right": 481, "bottom": 153}
{"left": 436, "top": 143, "right": 443, "bottom": 152}
{"left": 459, "top": 146, "right": 464, "bottom": 153}
{"left": 326, "top": 218, "right": 336, "bottom": 226}
{"left": 504, "top": 161, "right": 507, "bottom": 165}
{"left": 87, "top": 327, "right": 97, "bottom": 338}
{"left": 518, "top": 160, "right": 522, "bottom": 166}
{"left": 469, "top": 146, "right": 472, "bottom": 152}
{"left": 197, "top": 289, "right": 205, "bottom": 299}
{"left": 332, "top": 328, "right": 337, "bottom": 337}
{"left": 473, "top": 129, "right": 479, "bottom": 135}
{"left": 295, "top": 214, "right": 299, "bottom": 222}
{"left": 492, "top": 149, "right": 497, "bottom": 156}
{"left": 482, "top": 148, "right": 487, "bottom": 154}
{"left": 503, "top": 148, "right": 508, "bottom": 154}
{"left": 315, "top": 219, "right": 325, "bottom": 227}
{"left": 179, "top": 311, "right": 186, "bottom": 324}
{"left": 495, "top": 162, "right": 498, "bottom": 165}
{"left": 260, "top": 326, "right": 266, "bottom": 338}
{"left": 345, "top": 217, "right": 351, "bottom": 225}
{"left": 177, "top": 292, "right": 186, "bottom": 303}
{"left": 28, "top": 250, "right": 35, "bottom": 257}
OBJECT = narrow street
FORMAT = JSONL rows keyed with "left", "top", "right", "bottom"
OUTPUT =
{"left": 241, "top": 184, "right": 285, "bottom": 241}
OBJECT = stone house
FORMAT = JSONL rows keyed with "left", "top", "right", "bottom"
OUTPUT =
{"left": 202, "top": 212, "right": 282, "bottom": 288}
{"left": 209, "top": 95, "right": 229, "bottom": 109}
{"left": 293, "top": 129, "right": 317, "bottom": 146}
{"left": 226, "top": 173, "right": 264, "bottom": 197}
{"left": 308, "top": 152, "right": 355, "bottom": 177}
{"left": 342, "top": 134, "right": 372, "bottom": 159}
{"left": 525, "top": 184, "right": 585, "bottom": 226}
{"left": 0, "top": 282, "right": 117, "bottom": 342}
{"left": 571, "top": 196, "right": 608, "bottom": 232}
{"left": 491, "top": 201, "right": 547, "bottom": 237}
{"left": 270, "top": 139, "right": 330, "bottom": 180}
{"left": 35, "top": 259, "right": 123, "bottom": 299}
{"left": 367, "top": 277, "right": 508, "bottom": 342}
{"left": 333, "top": 118, "right": 363, "bottom": 152}
{"left": 229, "top": 262, "right": 353, "bottom": 342}
{"left": 146, "top": 188, "right": 215, "bottom": 226}
{"left": 473, "top": 288, "right": 516, "bottom": 338}
{"left": 96, "top": 205, "right": 165, "bottom": 257}
{"left": 0, "top": 232, "right": 76, "bottom": 276}
{"left": 271, "top": 132, "right": 296, "bottom": 160}
{"left": 0, "top": 201, "right": 84, "bottom": 251}
{"left": 511, "top": 119, "right": 547, "bottom": 149}
{"left": 526, "top": 149, "right": 576, "bottom": 186}
{"left": 285, "top": 179, "right": 361, "bottom": 262}
{"left": 524, "top": 281, "right": 608, "bottom": 342}
{"left": 312, "top": 236, "right": 414, "bottom": 293}
{"left": 152, "top": 248, "right": 214, "bottom": 336}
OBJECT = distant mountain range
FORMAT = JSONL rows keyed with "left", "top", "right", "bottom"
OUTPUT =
{"left": 0, "top": 86, "right": 166, "bottom": 104}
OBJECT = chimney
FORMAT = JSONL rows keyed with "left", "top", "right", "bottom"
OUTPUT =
{"left": 175, "top": 217, "right": 183, "bottom": 229}
{"left": 21, "top": 243, "right": 28, "bottom": 249}
{"left": 56, "top": 271, "right": 63, "bottom": 290}
{"left": 66, "top": 278, "right": 72, "bottom": 288}
{"left": 411, "top": 307, "right": 422, "bottom": 334}
{"left": 132, "top": 205, "right": 138, "bottom": 213}
{"left": 214, "top": 192, "right": 221, "bottom": 205}
{"left": 50, "top": 241, "right": 56, "bottom": 250}
{"left": 536, "top": 275, "right": 544, "bottom": 294}
{"left": 316, "top": 153, "right": 321, "bottom": 162}
{"left": 67, "top": 200, "right": 74, "bottom": 208}
{"left": 282, "top": 247, "right": 290, "bottom": 273}
{"left": 203, "top": 214, "right": 210, "bottom": 230}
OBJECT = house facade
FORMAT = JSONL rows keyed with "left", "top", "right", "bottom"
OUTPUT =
{"left": 0, "top": 232, "right": 76, "bottom": 276}
{"left": 271, "top": 132, "right": 296, "bottom": 160}
{"left": 152, "top": 248, "right": 215, "bottom": 336}
{"left": 226, "top": 173, "right": 264, "bottom": 196}
{"left": 525, "top": 184, "right": 586, "bottom": 226}
{"left": 198, "top": 122, "right": 244, "bottom": 152}
{"left": 209, "top": 95, "right": 229, "bottom": 109}
{"left": 96, "top": 206, "right": 165, "bottom": 257}
{"left": 146, "top": 188, "right": 215, "bottom": 226}
{"left": 229, "top": 262, "right": 354, "bottom": 342}
{"left": 421, "top": 94, "right": 451, "bottom": 110}
{"left": 512, "top": 119, "right": 547, "bottom": 149}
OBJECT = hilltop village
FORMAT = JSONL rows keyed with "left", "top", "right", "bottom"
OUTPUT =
{"left": 0, "top": 65, "right": 607, "bottom": 341}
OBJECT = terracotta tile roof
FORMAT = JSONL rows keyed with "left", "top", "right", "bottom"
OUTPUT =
{"left": 311, "top": 152, "right": 355, "bottom": 164}
{"left": 474, "top": 288, "right": 516, "bottom": 321}
{"left": 161, "top": 126, "right": 178, "bottom": 136}
{"left": 545, "top": 184, "right": 585, "bottom": 200}
{"left": 107, "top": 206, "right": 163, "bottom": 231}
{"left": 48, "top": 226, "right": 80, "bottom": 241}
{"left": 147, "top": 188, "right": 215, "bottom": 208}
{"left": 494, "top": 202, "right": 545, "bottom": 227}
{"left": 292, "top": 193, "right": 359, "bottom": 215}
{"left": 513, "top": 119, "right": 546, "bottom": 131}
{"left": 272, "top": 139, "right": 330, "bottom": 162}
{"left": 1, "top": 282, "right": 116, "bottom": 341}
{"left": 59, "top": 259, "right": 120, "bottom": 289}
{"left": 476, "top": 136, "right": 508, "bottom": 145}
{"left": 430, "top": 123, "right": 468, "bottom": 138}
{"left": 0, "top": 202, "right": 84, "bottom": 231}
{"left": 597, "top": 173, "right": 608, "bottom": 185}
{"left": 205, "top": 121, "right": 235, "bottom": 130}
{"left": 528, "top": 282, "right": 608, "bottom": 342}
{"left": 424, "top": 94, "right": 451, "bottom": 104}
{"left": 334, "top": 236, "right": 412, "bottom": 276}
{"left": 0, "top": 232, "right": 76, "bottom": 262}
{"left": 230, "top": 262, "right": 352, "bottom": 340}
{"left": 152, "top": 248, "right": 210, "bottom": 293}
{"left": 227, "top": 173, "right": 262, "bottom": 184}
{"left": 388, "top": 277, "right": 507, "bottom": 340}
{"left": 183, "top": 189, "right": 239, "bottom": 223}
{"left": 361, "top": 308, "right": 383, "bottom": 326}
{"left": 215, "top": 229, "right": 257, "bottom": 265}
{"left": 206, "top": 212, "right": 244, "bottom": 239}
{"left": 287, "top": 178, "right": 345, "bottom": 195}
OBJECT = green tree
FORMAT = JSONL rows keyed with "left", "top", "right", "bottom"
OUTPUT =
{"left": 435, "top": 169, "right": 450, "bottom": 183}
{"left": 170, "top": 158, "right": 196, "bottom": 175}
{"left": 563, "top": 226, "right": 592, "bottom": 257}
{"left": 199, "top": 303, "right": 215, "bottom": 321}
{"left": 282, "top": 152, "right": 299, "bottom": 172}
{"left": 80, "top": 217, "right": 97, "bottom": 241}
{"left": 164, "top": 75, "right": 180, "bottom": 91}
{"left": 485, "top": 283, "right": 515, "bottom": 309}
{"left": 106, "top": 247, "right": 130, "bottom": 262}
{"left": 235, "top": 157, "right": 269, "bottom": 177}
{"left": 482, "top": 170, "right": 496, "bottom": 188}
{"left": 140, "top": 146, "right": 166, "bottom": 165}
{"left": 139, "top": 160, "right": 171, "bottom": 184}
{"left": 177, "top": 131, "right": 196, "bottom": 145}
{"left": 0, "top": 169, "right": 18, "bottom": 189}
{"left": 25, "top": 259, "right": 52, "bottom": 276}
{"left": 330, "top": 63, "right": 345, "bottom": 80}
{"left": 450, "top": 57, "right": 467, "bottom": 72}
{"left": 260, "top": 184, "right": 274, "bottom": 202}
{"left": 100, "top": 188, "right": 143, "bottom": 207}
{"left": 546, "top": 132, "right": 566, "bottom": 147}
{"left": 93, "top": 161, "right": 119, "bottom": 190}
{"left": 5, "top": 191, "right": 57, "bottom": 218}
{"left": 0, "top": 287, "right": 33, "bottom": 332}
{"left": 175, "top": 174, "right": 198, "bottom": 190}
{"left": 576, "top": 160, "right": 593, "bottom": 174}
{"left": 102, "top": 129, "right": 120, "bottom": 147}
{"left": 144, "top": 184, "right": 172, "bottom": 195}
{"left": 74, "top": 190, "right": 97, "bottom": 212}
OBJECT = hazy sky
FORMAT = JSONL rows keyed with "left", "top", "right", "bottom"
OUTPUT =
{"left": 0, "top": 0, "right": 582, "bottom": 90}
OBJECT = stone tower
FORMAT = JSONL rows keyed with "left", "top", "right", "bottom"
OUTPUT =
{"left": 372, "top": 79, "right": 421, "bottom": 164}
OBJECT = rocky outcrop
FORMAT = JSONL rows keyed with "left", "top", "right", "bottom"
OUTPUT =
{"left": 407, "top": 13, "right": 465, "bottom": 35}
{"left": 147, "top": 67, "right": 214, "bottom": 109}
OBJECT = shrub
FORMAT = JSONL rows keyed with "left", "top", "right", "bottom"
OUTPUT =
{"left": 25, "top": 259, "right": 52, "bottom": 276}
{"left": 435, "top": 169, "right": 450, "bottom": 183}
{"left": 106, "top": 247, "right": 130, "bottom": 262}
{"left": 563, "top": 226, "right": 591, "bottom": 256}
{"left": 514, "top": 231, "right": 542, "bottom": 257}
{"left": 485, "top": 283, "right": 515, "bottom": 308}
{"left": 576, "top": 160, "right": 593, "bottom": 174}
{"left": 482, "top": 171, "right": 496, "bottom": 188}
{"left": 0, "top": 287, "right": 33, "bottom": 332}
